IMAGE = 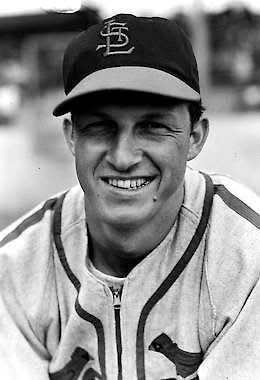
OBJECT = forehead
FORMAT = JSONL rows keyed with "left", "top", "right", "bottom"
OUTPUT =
{"left": 71, "top": 91, "right": 190, "bottom": 121}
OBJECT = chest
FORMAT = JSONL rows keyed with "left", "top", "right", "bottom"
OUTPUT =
{"left": 48, "top": 259, "right": 205, "bottom": 380}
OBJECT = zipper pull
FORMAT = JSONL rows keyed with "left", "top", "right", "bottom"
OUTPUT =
{"left": 111, "top": 287, "right": 122, "bottom": 309}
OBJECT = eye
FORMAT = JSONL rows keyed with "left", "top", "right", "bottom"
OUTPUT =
{"left": 76, "top": 120, "right": 116, "bottom": 137}
{"left": 138, "top": 121, "right": 171, "bottom": 135}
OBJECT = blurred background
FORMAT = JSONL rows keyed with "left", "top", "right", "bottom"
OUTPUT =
{"left": 0, "top": 0, "right": 260, "bottom": 229}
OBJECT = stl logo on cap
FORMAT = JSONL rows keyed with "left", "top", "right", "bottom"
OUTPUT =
{"left": 96, "top": 18, "right": 135, "bottom": 56}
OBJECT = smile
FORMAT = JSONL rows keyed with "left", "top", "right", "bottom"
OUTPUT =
{"left": 102, "top": 177, "right": 155, "bottom": 190}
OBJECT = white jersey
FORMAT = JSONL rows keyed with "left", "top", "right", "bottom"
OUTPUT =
{"left": 0, "top": 167, "right": 260, "bottom": 380}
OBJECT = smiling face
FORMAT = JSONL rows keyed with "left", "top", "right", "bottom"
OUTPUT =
{"left": 64, "top": 94, "right": 208, "bottom": 236}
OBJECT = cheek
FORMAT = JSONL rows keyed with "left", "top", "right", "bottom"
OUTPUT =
{"left": 156, "top": 138, "right": 190, "bottom": 192}
{"left": 158, "top": 136, "right": 190, "bottom": 172}
{"left": 74, "top": 144, "right": 96, "bottom": 188}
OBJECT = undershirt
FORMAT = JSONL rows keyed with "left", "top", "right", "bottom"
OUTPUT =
{"left": 87, "top": 258, "right": 126, "bottom": 290}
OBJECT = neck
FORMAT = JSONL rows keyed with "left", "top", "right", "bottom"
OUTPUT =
{"left": 86, "top": 185, "right": 184, "bottom": 277}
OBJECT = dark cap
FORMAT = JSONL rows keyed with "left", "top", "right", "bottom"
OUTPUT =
{"left": 53, "top": 13, "right": 200, "bottom": 116}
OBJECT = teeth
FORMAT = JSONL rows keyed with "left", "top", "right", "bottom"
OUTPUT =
{"left": 106, "top": 178, "right": 151, "bottom": 189}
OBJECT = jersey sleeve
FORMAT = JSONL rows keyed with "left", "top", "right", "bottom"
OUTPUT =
{"left": 0, "top": 202, "right": 59, "bottom": 379}
{"left": 198, "top": 275, "right": 260, "bottom": 379}
{"left": 0, "top": 289, "right": 51, "bottom": 379}
{"left": 198, "top": 178, "right": 260, "bottom": 379}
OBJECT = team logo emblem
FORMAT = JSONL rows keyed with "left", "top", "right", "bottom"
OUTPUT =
{"left": 149, "top": 333, "right": 203, "bottom": 379}
{"left": 96, "top": 18, "right": 135, "bottom": 56}
{"left": 49, "top": 347, "right": 102, "bottom": 380}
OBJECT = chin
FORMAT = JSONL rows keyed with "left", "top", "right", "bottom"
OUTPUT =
{"left": 101, "top": 205, "right": 154, "bottom": 228}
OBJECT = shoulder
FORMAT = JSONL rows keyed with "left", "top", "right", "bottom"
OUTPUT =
{"left": 0, "top": 185, "right": 84, "bottom": 258}
{"left": 185, "top": 167, "right": 260, "bottom": 230}
{"left": 201, "top": 172, "right": 260, "bottom": 324}
{"left": 185, "top": 167, "right": 260, "bottom": 289}
{"left": 0, "top": 185, "right": 84, "bottom": 313}
{"left": 204, "top": 171, "right": 260, "bottom": 269}
{"left": 210, "top": 172, "right": 260, "bottom": 229}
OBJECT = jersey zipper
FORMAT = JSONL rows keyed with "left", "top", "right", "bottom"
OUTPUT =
{"left": 110, "top": 286, "right": 123, "bottom": 380}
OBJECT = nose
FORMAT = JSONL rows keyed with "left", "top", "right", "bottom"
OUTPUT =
{"left": 106, "top": 133, "right": 142, "bottom": 171}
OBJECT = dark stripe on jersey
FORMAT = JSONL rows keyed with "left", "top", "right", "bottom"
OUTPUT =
{"left": 53, "top": 193, "right": 107, "bottom": 380}
{"left": 136, "top": 173, "right": 214, "bottom": 380}
{"left": 75, "top": 296, "right": 107, "bottom": 380}
{"left": 53, "top": 191, "right": 81, "bottom": 292}
{"left": 0, "top": 197, "right": 58, "bottom": 248}
{"left": 214, "top": 184, "right": 260, "bottom": 229}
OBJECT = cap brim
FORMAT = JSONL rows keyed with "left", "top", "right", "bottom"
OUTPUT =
{"left": 53, "top": 66, "right": 200, "bottom": 116}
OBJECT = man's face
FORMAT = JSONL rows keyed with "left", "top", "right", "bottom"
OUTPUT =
{"left": 66, "top": 97, "right": 203, "bottom": 229}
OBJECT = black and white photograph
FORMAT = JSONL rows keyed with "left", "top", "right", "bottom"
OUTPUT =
{"left": 0, "top": 1, "right": 260, "bottom": 379}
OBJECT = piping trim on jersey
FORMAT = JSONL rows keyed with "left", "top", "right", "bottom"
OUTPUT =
{"left": 52, "top": 192, "right": 107, "bottom": 380}
{"left": 53, "top": 192, "right": 81, "bottom": 292}
{"left": 136, "top": 173, "right": 214, "bottom": 380}
{"left": 75, "top": 296, "right": 106, "bottom": 379}
{"left": 214, "top": 184, "right": 260, "bottom": 229}
{"left": 0, "top": 197, "right": 58, "bottom": 248}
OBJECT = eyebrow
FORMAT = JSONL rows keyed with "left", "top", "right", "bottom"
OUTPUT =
{"left": 72, "top": 110, "right": 113, "bottom": 126}
{"left": 140, "top": 112, "right": 178, "bottom": 122}
{"left": 77, "top": 110, "right": 112, "bottom": 119}
{"left": 74, "top": 110, "right": 179, "bottom": 124}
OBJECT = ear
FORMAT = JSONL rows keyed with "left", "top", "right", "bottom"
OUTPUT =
{"left": 187, "top": 118, "right": 209, "bottom": 161}
{"left": 63, "top": 117, "right": 76, "bottom": 156}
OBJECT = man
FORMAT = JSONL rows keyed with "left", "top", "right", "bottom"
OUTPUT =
{"left": 0, "top": 14, "right": 260, "bottom": 380}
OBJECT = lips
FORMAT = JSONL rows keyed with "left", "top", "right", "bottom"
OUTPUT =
{"left": 101, "top": 176, "right": 155, "bottom": 190}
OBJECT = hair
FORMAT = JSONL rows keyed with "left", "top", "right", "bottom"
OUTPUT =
{"left": 188, "top": 100, "right": 205, "bottom": 127}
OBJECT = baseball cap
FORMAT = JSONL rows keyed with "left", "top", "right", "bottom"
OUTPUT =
{"left": 53, "top": 13, "right": 201, "bottom": 116}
